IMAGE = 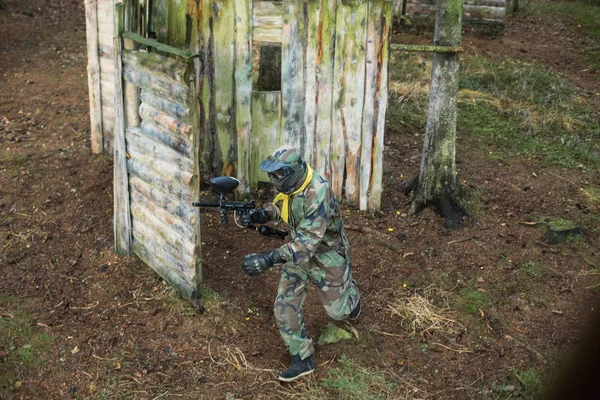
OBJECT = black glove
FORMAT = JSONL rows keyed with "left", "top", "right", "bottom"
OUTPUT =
{"left": 240, "top": 249, "right": 285, "bottom": 276}
{"left": 240, "top": 208, "right": 270, "bottom": 227}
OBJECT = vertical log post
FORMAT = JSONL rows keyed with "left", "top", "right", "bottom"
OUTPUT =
{"left": 234, "top": 0, "right": 252, "bottom": 195}
{"left": 85, "top": 0, "right": 103, "bottom": 154}
{"left": 281, "top": 0, "right": 307, "bottom": 153}
{"left": 113, "top": 2, "right": 133, "bottom": 254}
{"left": 123, "top": 0, "right": 140, "bottom": 129}
{"left": 409, "top": 0, "right": 467, "bottom": 228}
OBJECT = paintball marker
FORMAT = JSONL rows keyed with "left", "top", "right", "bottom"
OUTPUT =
{"left": 192, "top": 176, "right": 287, "bottom": 240}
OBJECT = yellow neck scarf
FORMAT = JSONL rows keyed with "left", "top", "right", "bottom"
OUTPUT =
{"left": 273, "top": 165, "right": 313, "bottom": 223}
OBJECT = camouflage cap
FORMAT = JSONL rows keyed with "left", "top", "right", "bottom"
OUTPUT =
{"left": 259, "top": 146, "right": 302, "bottom": 172}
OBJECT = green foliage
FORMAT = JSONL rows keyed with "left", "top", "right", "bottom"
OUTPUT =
{"left": 515, "top": 367, "right": 544, "bottom": 399}
{"left": 0, "top": 298, "right": 55, "bottom": 393}
{"left": 459, "top": 287, "right": 487, "bottom": 314}
{"left": 319, "top": 355, "right": 397, "bottom": 400}
{"left": 318, "top": 323, "right": 354, "bottom": 345}
{"left": 521, "top": 261, "right": 545, "bottom": 279}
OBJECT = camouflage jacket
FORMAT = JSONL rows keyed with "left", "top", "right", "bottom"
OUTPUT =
{"left": 266, "top": 171, "right": 350, "bottom": 265}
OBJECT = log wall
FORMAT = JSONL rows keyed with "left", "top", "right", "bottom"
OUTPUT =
{"left": 121, "top": 49, "right": 202, "bottom": 303}
{"left": 400, "top": 0, "right": 505, "bottom": 37}
{"left": 246, "top": 0, "right": 392, "bottom": 210}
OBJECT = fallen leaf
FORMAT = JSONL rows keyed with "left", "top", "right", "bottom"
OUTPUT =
{"left": 71, "top": 346, "right": 79, "bottom": 355}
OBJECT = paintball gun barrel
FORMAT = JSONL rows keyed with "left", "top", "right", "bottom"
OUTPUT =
{"left": 192, "top": 176, "right": 287, "bottom": 240}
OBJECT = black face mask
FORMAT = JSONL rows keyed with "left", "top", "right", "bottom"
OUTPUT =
{"left": 270, "top": 162, "right": 306, "bottom": 194}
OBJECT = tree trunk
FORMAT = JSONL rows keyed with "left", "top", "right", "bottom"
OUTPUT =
{"left": 407, "top": 0, "right": 467, "bottom": 229}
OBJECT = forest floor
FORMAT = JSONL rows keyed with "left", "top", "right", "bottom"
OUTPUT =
{"left": 1, "top": 0, "right": 599, "bottom": 399}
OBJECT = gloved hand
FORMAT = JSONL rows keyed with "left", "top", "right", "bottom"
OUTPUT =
{"left": 240, "top": 208, "right": 270, "bottom": 227}
{"left": 240, "top": 249, "right": 284, "bottom": 276}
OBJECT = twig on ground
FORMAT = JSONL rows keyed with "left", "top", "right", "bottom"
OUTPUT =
{"left": 431, "top": 342, "right": 473, "bottom": 353}
{"left": 372, "top": 329, "right": 405, "bottom": 338}
{"left": 504, "top": 334, "right": 546, "bottom": 363}
{"left": 447, "top": 237, "right": 472, "bottom": 245}
{"left": 345, "top": 224, "right": 404, "bottom": 253}
{"left": 69, "top": 301, "right": 99, "bottom": 310}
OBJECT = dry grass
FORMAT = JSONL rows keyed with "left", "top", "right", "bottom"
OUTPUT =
{"left": 209, "top": 341, "right": 278, "bottom": 376}
{"left": 581, "top": 187, "right": 600, "bottom": 212}
{"left": 389, "top": 285, "right": 462, "bottom": 337}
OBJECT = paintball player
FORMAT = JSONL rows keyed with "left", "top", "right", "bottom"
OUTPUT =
{"left": 239, "top": 146, "right": 361, "bottom": 382}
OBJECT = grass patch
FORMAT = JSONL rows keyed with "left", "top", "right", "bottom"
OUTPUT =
{"left": 459, "top": 57, "right": 600, "bottom": 169}
{"left": 459, "top": 286, "right": 487, "bottom": 315}
{"left": 514, "top": 367, "right": 544, "bottom": 399}
{"left": 0, "top": 298, "right": 55, "bottom": 394}
{"left": 521, "top": 261, "right": 546, "bottom": 279}
{"left": 387, "top": 52, "right": 600, "bottom": 170}
{"left": 320, "top": 355, "right": 397, "bottom": 400}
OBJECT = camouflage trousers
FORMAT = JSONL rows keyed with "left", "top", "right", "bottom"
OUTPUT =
{"left": 274, "top": 250, "right": 360, "bottom": 360}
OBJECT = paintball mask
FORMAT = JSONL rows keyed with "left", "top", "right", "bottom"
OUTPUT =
{"left": 259, "top": 146, "right": 307, "bottom": 194}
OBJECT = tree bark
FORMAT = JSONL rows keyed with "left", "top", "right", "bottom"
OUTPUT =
{"left": 407, "top": 0, "right": 467, "bottom": 229}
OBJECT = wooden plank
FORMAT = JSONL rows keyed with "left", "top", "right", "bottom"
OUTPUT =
{"left": 140, "top": 120, "right": 193, "bottom": 158}
{"left": 98, "top": 20, "right": 115, "bottom": 35}
{"left": 85, "top": 0, "right": 103, "bottom": 154}
{"left": 123, "top": 39, "right": 140, "bottom": 129}
{"left": 166, "top": 0, "right": 187, "bottom": 48}
{"left": 251, "top": 91, "right": 282, "bottom": 185}
{"left": 152, "top": 0, "right": 169, "bottom": 43}
{"left": 213, "top": 0, "right": 236, "bottom": 176}
{"left": 139, "top": 102, "right": 192, "bottom": 137}
{"left": 132, "top": 238, "right": 199, "bottom": 303}
{"left": 99, "top": 33, "right": 115, "bottom": 47}
{"left": 98, "top": 43, "right": 114, "bottom": 59}
{"left": 129, "top": 175, "right": 196, "bottom": 225}
{"left": 130, "top": 201, "right": 195, "bottom": 256}
{"left": 140, "top": 90, "right": 190, "bottom": 120}
{"left": 303, "top": 0, "right": 319, "bottom": 167}
{"left": 101, "top": 104, "right": 115, "bottom": 122}
{"left": 126, "top": 143, "right": 194, "bottom": 187}
{"left": 127, "top": 127, "right": 194, "bottom": 172}
{"left": 252, "top": 1, "right": 283, "bottom": 44}
{"left": 99, "top": 57, "right": 114, "bottom": 77}
{"left": 113, "top": 9, "right": 132, "bottom": 254}
{"left": 332, "top": 0, "right": 368, "bottom": 204}
{"left": 367, "top": 0, "right": 392, "bottom": 210}
{"left": 122, "top": 63, "right": 189, "bottom": 104}
{"left": 310, "top": 0, "right": 337, "bottom": 179}
{"left": 406, "top": 0, "right": 506, "bottom": 7}
{"left": 121, "top": 32, "right": 201, "bottom": 59}
{"left": 234, "top": 0, "right": 253, "bottom": 195}
{"left": 130, "top": 189, "right": 196, "bottom": 246}
{"left": 122, "top": 49, "right": 190, "bottom": 84}
{"left": 281, "top": 0, "right": 306, "bottom": 152}
{"left": 131, "top": 227, "right": 193, "bottom": 282}
{"left": 127, "top": 158, "right": 193, "bottom": 204}
{"left": 185, "top": 2, "right": 204, "bottom": 292}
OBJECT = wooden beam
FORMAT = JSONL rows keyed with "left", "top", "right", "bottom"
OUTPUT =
{"left": 390, "top": 43, "right": 463, "bottom": 53}
{"left": 121, "top": 32, "right": 201, "bottom": 59}
{"left": 113, "top": 2, "right": 133, "bottom": 255}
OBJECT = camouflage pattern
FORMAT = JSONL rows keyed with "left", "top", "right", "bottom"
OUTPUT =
{"left": 267, "top": 170, "right": 360, "bottom": 359}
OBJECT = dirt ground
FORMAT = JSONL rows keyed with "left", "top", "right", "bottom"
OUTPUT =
{"left": 1, "top": 1, "right": 599, "bottom": 399}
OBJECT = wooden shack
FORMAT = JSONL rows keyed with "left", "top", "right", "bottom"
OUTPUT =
{"left": 85, "top": 0, "right": 393, "bottom": 303}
